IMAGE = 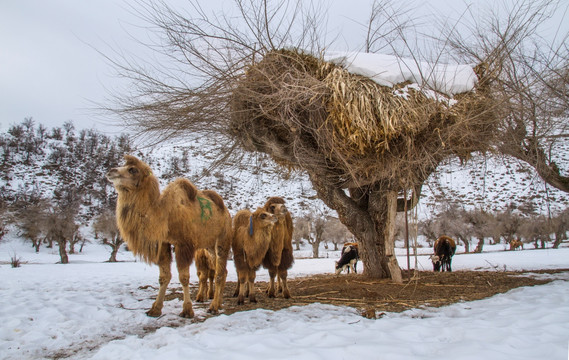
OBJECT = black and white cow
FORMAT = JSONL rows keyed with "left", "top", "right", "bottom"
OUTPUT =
{"left": 335, "top": 243, "right": 359, "bottom": 275}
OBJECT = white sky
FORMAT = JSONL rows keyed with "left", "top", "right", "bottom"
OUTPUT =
{"left": 0, "top": 0, "right": 567, "bottom": 132}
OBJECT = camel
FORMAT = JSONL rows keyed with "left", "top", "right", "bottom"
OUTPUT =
{"left": 261, "top": 197, "right": 294, "bottom": 298}
{"left": 509, "top": 238, "right": 524, "bottom": 251}
{"left": 106, "top": 155, "right": 232, "bottom": 317}
{"left": 232, "top": 207, "right": 278, "bottom": 305}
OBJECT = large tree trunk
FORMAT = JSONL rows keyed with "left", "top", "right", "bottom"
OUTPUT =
{"left": 309, "top": 174, "right": 402, "bottom": 282}
{"left": 58, "top": 239, "right": 69, "bottom": 264}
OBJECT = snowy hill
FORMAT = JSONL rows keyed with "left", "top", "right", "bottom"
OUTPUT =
{"left": 0, "top": 120, "right": 567, "bottom": 226}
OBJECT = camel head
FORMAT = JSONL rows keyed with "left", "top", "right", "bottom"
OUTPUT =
{"left": 106, "top": 155, "right": 154, "bottom": 191}
{"left": 249, "top": 207, "right": 278, "bottom": 236}
{"left": 264, "top": 197, "right": 288, "bottom": 220}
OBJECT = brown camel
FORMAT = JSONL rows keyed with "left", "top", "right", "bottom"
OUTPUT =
{"left": 232, "top": 207, "right": 277, "bottom": 305}
{"left": 261, "top": 197, "right": 294, "bottom": 298}
{"left": 106, "top": 155, "right": 232, "bottom": 317}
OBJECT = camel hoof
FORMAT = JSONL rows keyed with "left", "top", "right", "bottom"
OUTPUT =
{"left": 268, "top": 292, "right": 276, "bottom": 298}
{"left": 249, "top": 296, "right": 257, "bottom": 303}
{"left": 146, "top": 308, "right": 162, "bottom": 317}
{"left": 179, "top": 310, "right": 194, "bottom": 318}
{"left": 195, "top": 294, "right": 206, "bottom": 303}
{"left": 237, "top": 296, "right": 245, "bottom": 305}
{"left": 283, "top": 290, "right": 291, "bottom": 299}
{"left": 207, "top": 307, "right": 219, "bottom": 315}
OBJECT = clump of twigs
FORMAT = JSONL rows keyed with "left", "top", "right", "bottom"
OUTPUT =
{"left": 230, "top": 49, "right": 499, "bottom": 188}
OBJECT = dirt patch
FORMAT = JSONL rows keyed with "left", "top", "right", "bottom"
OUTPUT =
{"left": 161, "top": 269, "right": 568, "bottom": 320}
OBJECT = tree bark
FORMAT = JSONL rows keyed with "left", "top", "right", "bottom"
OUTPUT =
{"left": 309, "top": 174, "right": 402, "bottom": 282}
{"left": 311, "top": 241, "right": 319, "bottom": 259}
{"left": 58, "top": 240, "right": 69, "bottom": 264}
{"left": 474, "top": 237, "right": 484, "bottom": 253}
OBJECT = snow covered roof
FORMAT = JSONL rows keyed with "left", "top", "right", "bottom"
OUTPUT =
{"left": 323, "top": 51, "right": 477, "bottom": 95}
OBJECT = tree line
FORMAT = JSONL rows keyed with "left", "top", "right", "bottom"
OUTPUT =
{"left": 293, "top": 203, "right": 568, "bottom": 259}
{"left": 0, "top": 118, "right": 132, "bottom": 263}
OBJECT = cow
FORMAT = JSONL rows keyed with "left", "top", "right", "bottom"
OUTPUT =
{"left": 335, "top": 243, "right": 359, "bottom": 275}
{"left": 430, "top": 235, "right": 456, "bottom": 272}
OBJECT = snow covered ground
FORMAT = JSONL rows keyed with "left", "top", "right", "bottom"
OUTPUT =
{"left": 1, "top": 239, "right": 568, "bottom": 360}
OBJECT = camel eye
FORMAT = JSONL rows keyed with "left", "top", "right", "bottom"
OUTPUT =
{"left": 260, "top": 214, "right": 266, "bottom": 219}
{"left": 270, "top": 205, "right": 275, "bottom": 212}
{"left": 128, "top": 167, "right": 139, "bottom": 175}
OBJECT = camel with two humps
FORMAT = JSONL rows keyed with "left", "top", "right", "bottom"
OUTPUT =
{"left": 106, "top": 155, "right": 232, "bottom": 318}
{"left": 261, "top": 197, "right": 294, "bottom": 299}
{"left": 232, "top": 207, "right": 278, "bottom": 305}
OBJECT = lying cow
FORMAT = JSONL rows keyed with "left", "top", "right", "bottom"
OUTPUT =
{"left": 430, "top": 235, "right": 456, "bottom": 272}
{"left": 335, "top": 243, "right": 359, "bottom": 275}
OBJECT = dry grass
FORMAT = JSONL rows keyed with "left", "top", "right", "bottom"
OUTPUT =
{"left": 230, "top": 49, "right": 499, "bottom": 188}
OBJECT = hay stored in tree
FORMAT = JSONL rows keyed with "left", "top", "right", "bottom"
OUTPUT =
{"left": 230, "top": 49, "right": 498, "bottom": 280}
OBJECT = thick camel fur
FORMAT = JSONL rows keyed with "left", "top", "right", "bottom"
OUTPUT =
{"left": 106, "top": 155, "right": 232, "bottom": 318}
{"left": 261, "top": 197, "right": 294, "bottom": 298}
{"left": 232, "top": 207, "right": 278, "bottom": 305}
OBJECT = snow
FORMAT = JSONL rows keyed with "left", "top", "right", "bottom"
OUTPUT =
{"left": 1, "top": 239, "right": 568, "bottom": 360}
{"left": 324, "top": 51, "right": 477, "bottom": 95}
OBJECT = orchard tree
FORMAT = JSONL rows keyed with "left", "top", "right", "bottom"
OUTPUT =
{"left": 93, "top": 210, "right": 123, "bottom": 262}
{"left": 107, "top": 0, "right": 566, "bottom": 281}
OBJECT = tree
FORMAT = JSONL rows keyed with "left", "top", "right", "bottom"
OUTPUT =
{"left": 93, "top": 210, "right": 123, "bottom": 262}
{"left": 445, "top": 0, "right": 569, "bottom": 194}
{"left": 108, "top": 0, "right": 503, "bottom": 281}
{"left": 551, "top": 208, "right": 569, "bottom": 248}
{"left": 297, "top": 214, "right": 326, "bottom": 259}
{"left": 13, "top": 198, "right": 49, "bottom": 253}
{"left": 323, "top": 217, "right": 352, "bottom": 251}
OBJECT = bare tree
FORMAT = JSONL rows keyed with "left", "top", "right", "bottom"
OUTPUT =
{"left": 551, "top": 207, "right": 569, "bottom": 248}
{"left": 444, "top": 0, "right": 569, "bottom": 193}
{"left": 519, "top": 214, "right": 553, "bottom": 249}
{"left": 108, "top": 0, "right": 504, "bottom": 281}
{"left": 93, "top": 210, "right": 123, "bottom": 262}
{"left": 292, "top": 216, "right": 309, "bottom": 252}
{"left": 496, "top": 205, "right": 523, "bottom": 245}
{"left": 323, "top": 216, "right": 352, "bottom": 251}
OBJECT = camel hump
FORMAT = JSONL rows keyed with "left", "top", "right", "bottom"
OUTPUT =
{"left": 177, "top": 178, "right": 198, "bottom": 201}
{"left": 233, "top": 209, "right": 252, "bottom": 229}
{"left": 201, "top": 190, "right": 226, "bottom": 210}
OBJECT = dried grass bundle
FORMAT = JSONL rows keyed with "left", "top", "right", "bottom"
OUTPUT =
{"left": 230, "top": 49, "right": 497, "bottom": 188}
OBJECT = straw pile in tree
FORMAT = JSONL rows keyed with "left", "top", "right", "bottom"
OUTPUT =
{"left": 230, "top": 49, "right": 497, "bottom": 189}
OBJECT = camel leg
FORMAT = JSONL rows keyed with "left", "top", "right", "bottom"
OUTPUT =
{"left": 147, "top": 244, "right": 172, "bottom": 317}
{"left": 248, "top": 269, "right": 257, "bottom": 303}
{"left": 208, "top": 269, "right": 215, "bottom": 299}
{"left": 208, "top": 242, "right": 229, "bottom": 314}
{"left": 233, "top": 278, "right": 240, "bottom": 297}
{"left": 278, "top": 268, "right": 291, "bottom": 299}
{"left": 175, "top": 245, "right": 194, "bottom": 318}
{"left": 267, "top": 266, "right": 277, "bottom": 298}
{"left": 237, "top": 270, "right": 248, "bottom": 305}
{"left": 195, "top": 267, "right": 209, "bottom": 303}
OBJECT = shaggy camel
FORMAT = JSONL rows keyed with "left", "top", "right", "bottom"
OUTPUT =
{"left": 106, "top": 155, "right": 232, "bottom": 317}
{"left": 509, "top": 238, "right": 524, "bottom": 251}
{"left": 232, "top": 207, "right": 278, "bottom": 305}
{"left": 261, "top": 197, "right": 294, "bottom": 298}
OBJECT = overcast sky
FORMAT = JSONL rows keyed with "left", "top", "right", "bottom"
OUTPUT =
{"left": 0, "top": 0, "right": 567, "bottom": 134}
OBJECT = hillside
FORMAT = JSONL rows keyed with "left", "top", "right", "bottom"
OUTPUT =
{"left": 0, "top": 119, "right": 567, "bottom": 227}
